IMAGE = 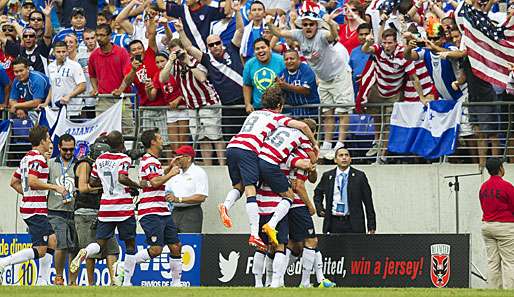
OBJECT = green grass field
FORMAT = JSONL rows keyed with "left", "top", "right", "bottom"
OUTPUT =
{"left": 0, "top": 287, "right": 512, "bottom": 297}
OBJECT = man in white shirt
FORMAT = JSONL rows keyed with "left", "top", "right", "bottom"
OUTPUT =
{"left": 76, "top": 29, "right": 98, "bottom": 119}
{"left": 165, "top": 145, "right": 208, "bottom": 233}
{"left": 44, "top": 41, "right": 86, "bottom": 118}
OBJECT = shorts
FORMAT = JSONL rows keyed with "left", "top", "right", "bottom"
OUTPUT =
{"left": 75, "top": 214, "right": 120, "bottom": 259}
{"left": 288, "top": 206, "right": 316, "bottom": 242}
{"left": 167, "top": 109, "right": 189, "bottom": 123}
{"left": 24, "top": 215, "right": 55, "bottom": 247}
{"left": 318, "top": 71, "right": 354, "bottom": 114}
{"left": 48, "top": 211, "right": 78, "bottom": 250}
{"left": 141, "top": 109, "right": 170, "bottom": 144}
{"left": 365, "top": 84, "right": 401, "bottom": 115}
{"left": 226, "top": 147, "right": 259, "bottom": 187}
{"left": 96, "top": 216, "right": 136, "bottom": 241}
{"left": 188, "top": 104, "right": 222, "bottom": 141}
{"left": 139, "top": 214, "right": 180, "bottom": 246}
{"left": 259, "top": 214, "right": 289, "bottom": 245}
{"left": 258, "top": 159, "right": 290, "bottom": 194}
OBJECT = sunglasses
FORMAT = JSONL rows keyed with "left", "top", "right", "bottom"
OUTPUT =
{"left": 2, "top": 27, "right": 14, "bottom": 32}
{"left": 208, "top": 40, "right": 222, "bottom": 47}
{"left": 302, "top": 22, "right": 317, "bottom": 28}
{"left": 30, "top": 17, "right": 43, "bottom": 21}
{"left": 61, "top": 148, "right": 74, "bottom": 152}
{"left": 23, "top": 34, "right": 36, "bottom": 38}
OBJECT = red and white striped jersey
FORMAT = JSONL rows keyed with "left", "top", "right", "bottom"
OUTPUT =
{"left": 284, "top": 149, "right": 310, "bottom": 209}
{"left": 403, "top": 59, "right": 434, "bottom": 101}
{"left": 172, "top": 58, "right": 220, "bottom": 109}
{"left": 137, "top": 153, "right": 171, "bottom": 218}
{"left": 259, "top": 126, "right": 313, "bottom": 165}
{"left": 372, "top": 44, "right": 415, "bottom": 97}
{"left": 256, "top": 185, "right": 282, "bottom": 216}
{"left": 228, "top": 110, "right": 293, "bottom": 154}
{"left": 92, "top": 152, "right": 135, "bottom": 222}
{"left": 13, "top": 150, "right": 49, "bottom": 219}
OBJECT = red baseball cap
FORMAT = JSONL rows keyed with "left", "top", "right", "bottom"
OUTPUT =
{"left": 174, "top": 145, "right": 196, "bottom": 158}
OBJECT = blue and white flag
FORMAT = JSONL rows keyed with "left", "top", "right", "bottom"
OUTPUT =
{"left": 388, "top": 100, "right": 463, "bottom": 159}
{"left": 0, "top": 120, "right": 10, "bottom": 154}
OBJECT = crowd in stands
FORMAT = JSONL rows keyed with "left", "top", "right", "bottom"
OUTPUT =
{"left": 0, "top": 0, "right": 513, "bottom": 167}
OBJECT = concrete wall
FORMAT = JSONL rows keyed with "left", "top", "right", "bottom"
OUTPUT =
{"left": 0, "top": 164, "right": 507, "bottom": 288}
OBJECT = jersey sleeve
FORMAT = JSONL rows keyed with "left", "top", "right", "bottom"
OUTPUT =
{"left": 91, "top": 162, "right": 98, "bottom": 178}
{"left": 28, "top": 157, "right": 47, "bottom": 178}
{"left": 118, "top": 157, "right": 131, "bottom": 176}
{"left": 141, "top": 158, "right": 161, "bottom": 181}
{"left": 13, "top": 166, "right": 21, "bottom": 179}
{"left": 274, "top": 114, "right": 292, "bottom": 127}
{"left": 72, "top": 62, "right": 86, "bottom": 84}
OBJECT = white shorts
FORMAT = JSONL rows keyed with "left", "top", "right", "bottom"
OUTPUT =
{"left": 167, "top": 109, "right": 189, "bottom": 123}
{"left": 318, "top": 71, "right": 354, "bottom": 114}
{"left": 188, "top": 103, "right": 222, "bottom": 141}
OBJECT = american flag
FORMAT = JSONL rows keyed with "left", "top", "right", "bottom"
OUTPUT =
{"left": 455, "top": 2, "right": 514, "bottom": 93}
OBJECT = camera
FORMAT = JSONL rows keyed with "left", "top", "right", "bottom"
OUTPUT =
{"left": 176, "top": 50, "right": 186, "bottom": 61}
{"left": 134, "top": 54, "right": 142, "bottom": 62}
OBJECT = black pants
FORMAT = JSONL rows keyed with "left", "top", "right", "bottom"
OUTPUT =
{"left": 328, "top": 215, "right": 354, "bottom": 234}
{"left": 172, "top": 205, "right": 203, "bottom": 233}
{"left": 221, "top": 99, "right": 246, "bottom": 141}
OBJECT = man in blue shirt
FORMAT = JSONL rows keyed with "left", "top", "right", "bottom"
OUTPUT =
{"left": 276, "top": 49, "right": 319, "bottom": 117}
{"left": 243, "top": 37, "right": 285, "bottom": 112}
{"left": 9, "top": 57, "right": 50, "bottom": 123}
{"left": 349, "top": 23, "right": 371, "bottom": 95}
{"left": 0, "top": 65, "right": 10, "bottom": 111}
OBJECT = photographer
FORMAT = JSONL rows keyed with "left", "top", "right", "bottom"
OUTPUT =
{"left": 159, "top": 39, "right": 225, "bottom": 166}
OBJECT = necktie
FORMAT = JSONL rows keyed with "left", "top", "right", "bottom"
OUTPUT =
{"left": 339, "top": 173, "right": 348, "bottom": 215}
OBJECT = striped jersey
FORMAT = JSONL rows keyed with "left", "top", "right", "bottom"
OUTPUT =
{"left": 14, "top": 150, "right": 50, "bottom": 219}
{"left": 403, "top": 59, "right": 434, "bottom": 101}
{"left": 227, "top": 110, "right": 293, "bottom": 154}
{"left": 285, "top": 149, "right": 310, "bottom": 209}
{"left": 259, "top": 126, "right": 313, "bottom": 165}
{"left": 92, "top": 152, "right": 135, "bottom": 222}
{"left": 137, "top": 153, "right": 171, "bottom": 218}
{"left": 372, "top": 44, "right": 415, "bottom": 97}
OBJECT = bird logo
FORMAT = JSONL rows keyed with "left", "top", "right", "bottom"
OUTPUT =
{"left": 218, "top": 251, "right": 240, "bottom": 283}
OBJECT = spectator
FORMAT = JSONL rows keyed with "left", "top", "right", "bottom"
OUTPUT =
{"left": 240, "top": 1, "right": 266, "bottom": 61}
{"left": 165, "top": 145, "right": 208, "bottom": 233}
{"left": 76, "top": 29, "right": 98, "bottom": 119}
{"left": 268, "top": 2, "right": 354, "bottom": 160}
{"left": 87, "top": 24, "right": 132, "bottom": 134}
{"left": 9, "top": 57, "right": 50, "bottom": 123}
{"left": 43, "top": 41, "right": 86, "bottom": 118}
{"left": 349, "top": 23, "right": 371, "bottom": 95}
{"left": 18, "top": 0, "right": 36, "bottom": 28}
{"left": 59, "top": 0, "right": 98, "bottom": 29}
{"left": 314, "top": 147, "right": 376, "bottom": 234}
{"left": 53, "top": 7, "right": 87, "bottom": 44}
{"left": 275, "top": 49, "right": 320, "bottom": 117}
{"left": 150, "top": 52, "right": 188, "bottom": 153}
{"left": 28, "top": 10, "right": 45, "bottom": 40}
{"left": 242, "top": 37, "right": 285, "bottom": 113}
{"left": 0, "top": 64, "right": 10, "bottom": 111}
{"left": 0, "top": 19, "right": 16, "bottom": 81}
{"left": 174, "top": 7, "right": 246, "bottom": 141}
{"left": 166, "top": 0, "right": 233, "bottom": 52}
{"left": 337, "top": 0, "right": 366, "bottom": 53}
{"left": 160, "top": 38, "right": 225, "bottom": 166}
{"left": 479, "top": 158, "right": 514, "bottom": 289}
{"left": 64, "top": 33, "right": 80, "bottom": 61}
{"left": 46, "top": 134, "right": 79, "bottom": 285}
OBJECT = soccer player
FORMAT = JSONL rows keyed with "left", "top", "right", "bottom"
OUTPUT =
{"left": 70, "top": 131, "right": 144, "bottom": 286}
{"left": 124, "top": 128, "right": 183, "bottom": 287}
{"left": 219, "top": 86, "right": 318, "bottom": 250}
{"left": 1, "top": 126, "right": 67, "bottom": 285}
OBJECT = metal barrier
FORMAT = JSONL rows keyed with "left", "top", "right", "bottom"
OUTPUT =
{"left": 2, "top": 97, "right": 513, "bottom": 167}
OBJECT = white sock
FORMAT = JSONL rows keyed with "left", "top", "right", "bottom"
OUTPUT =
{"left": 321, "top": 142, "right": 332, "bottom": 150}
{"left": 264, "top": 255, "right": 274, "bottom": 287}
{"left": 123, "top": 254, "right": 136, "bottom": 286}
{"left": 223, "top": 189, "right": 241, "bottom": 211}
{"left": 134, "top": 249, "right": 151, "bottom": 264}
{"left": 85, "top": 242, "right": 101, "bottom": 258}
{"left": 246, "top": 199, "right": 260, "bottom": 237}
{"left": 268, "top": 199, "right": 291, "bottom": 228}
{"left": 315, "top": 250, "right": 325, "bottom": 283}
{"left": 170, "top": 256, "right": 182, "bottom": 285}
{"left": 286, "top": 248, "right": 298, "bottom": 267}
{"left": 271, "top": 252, "right": 287, "bottom": 288}
{"left": 301, "top": 247, "right": 316, "bottom": 286}
{"left": 37, "top": 253, "right": 53, "bottom": 282}
{"left": 252, "top": 251, "right": 265, "bottom": 288}
{"left": 0, "top": 248, "right": 35, "bottom": 267}
{"left": 334, "top": 141, "right": 345, "bottom": 150}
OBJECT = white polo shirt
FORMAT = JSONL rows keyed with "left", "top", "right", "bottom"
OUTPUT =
{"left": 47, "top": 57, "right": 86, "bottom": 116}
{"left": 165, "top": 163, "right": 209, "bottom": 208}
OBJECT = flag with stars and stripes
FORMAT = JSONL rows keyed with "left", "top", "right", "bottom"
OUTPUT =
{"left": 455, "top": 1, "right": 514, "bottom": 93}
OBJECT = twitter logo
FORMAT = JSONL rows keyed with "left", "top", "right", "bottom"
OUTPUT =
{"left": 218, "top": 251, "right": 240, "bottom": 282}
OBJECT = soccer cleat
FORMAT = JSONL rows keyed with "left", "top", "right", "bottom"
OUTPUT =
{"left": 112, "top": 261, "right": 124, "bottom": 286}
{"left": 366, "top": 143, "right": 379, "bottom": 157}
{"left": 70, "top": 248, "right": 87, "bottom": 273}
{"left": 36, "top": 277, "right": 49, "bottom": 286}
{"left": 262, "top": 224, "right": 279, "bottom": 247}
{"left": 323, "top": 149, "right": 336, "bottom": 160}
{"left": 318, "top": 279, "right": 336, "bottom": 288}
{"left": 248, "top": 235, "right": 267, "bottom": 251}
{"left": 0, "top": 265, "right": 4, "bottom": 285}
{"left": 218, "top": 203, "right": 233, "bottom": 228}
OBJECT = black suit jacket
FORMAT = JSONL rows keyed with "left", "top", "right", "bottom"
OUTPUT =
{"left": 313, "top": 167, "right": 376, "bottom": 233}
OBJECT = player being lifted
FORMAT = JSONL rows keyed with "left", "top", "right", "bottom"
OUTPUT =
{"left": 219, "top": 86, "right": 318, "bottom": 249}
{"left": 70, "top": 131, "right": 144, "bottom": 286}
{"left": 0, "top": 126, "right": 67, "bottom": 285}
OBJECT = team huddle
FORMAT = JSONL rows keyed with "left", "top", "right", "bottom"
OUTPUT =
{"left": 219, "top": 86, "right": 334, "bottom": 288}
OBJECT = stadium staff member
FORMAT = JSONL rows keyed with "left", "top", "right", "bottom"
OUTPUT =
{"left": 479, "top": 158, "right": 514, "bottom": 289}
{"left": 314, "top": 147, "right": 376, "bottom": 234}
{"left": 165, "top": 145, "right": 208, "bottom": 233}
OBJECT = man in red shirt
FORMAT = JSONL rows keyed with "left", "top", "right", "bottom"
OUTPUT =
{"left": 479, "top": 158, "right": 514, "bottom": 289}
{"left": 87, "top": 24, "right": 132, "bottom": 135}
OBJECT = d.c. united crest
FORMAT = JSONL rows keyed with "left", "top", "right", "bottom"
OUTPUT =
{"left": 430, "top": 244, "right": 451, "bottom": 287}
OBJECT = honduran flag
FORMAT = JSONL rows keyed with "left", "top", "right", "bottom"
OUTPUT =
{"left": 388, "top": 100, "right": 463, "bottom": 159}
{"left": 0, "top": 119, "right": 10, "bottom": 154}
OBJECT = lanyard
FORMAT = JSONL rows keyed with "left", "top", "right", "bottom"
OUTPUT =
{"left": 59, "top": 156, "right": 75, "bottom": 178}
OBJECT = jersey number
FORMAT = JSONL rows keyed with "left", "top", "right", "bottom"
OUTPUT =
{"left": 240, "top": 115, "right": 259, "bottom": 133}
{"left": 103, "top": 172, "right": 115, "bottom": 195}
{"left": 268, "top": 130, "right": 290, "bottom": 148}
